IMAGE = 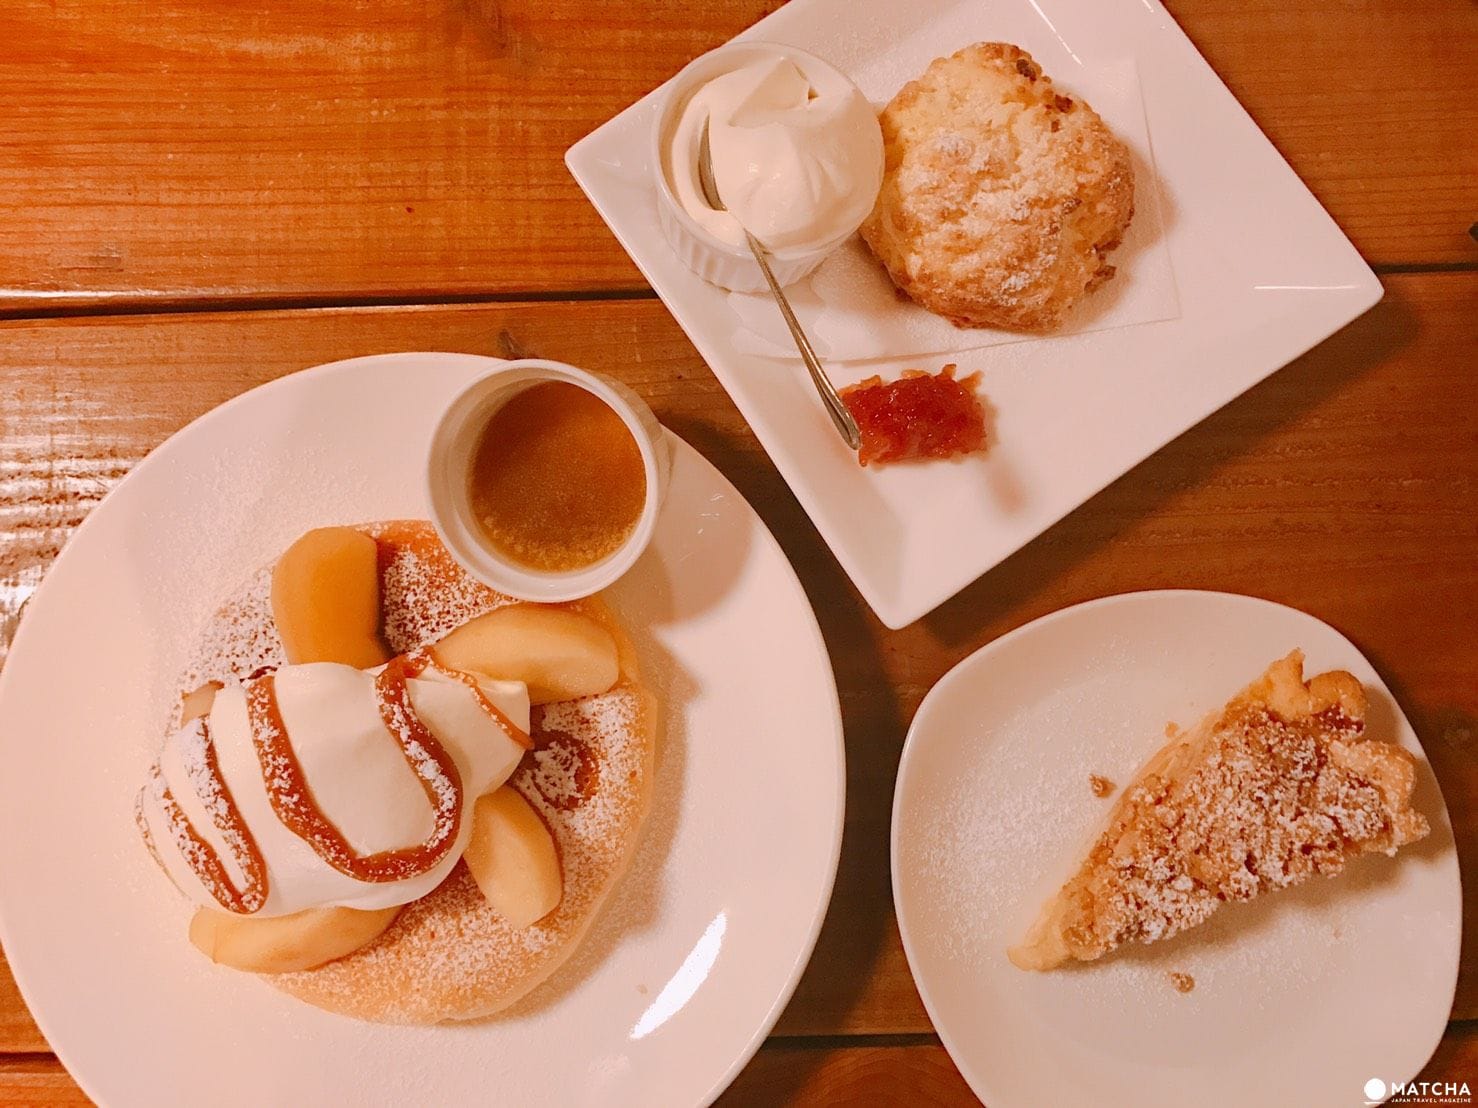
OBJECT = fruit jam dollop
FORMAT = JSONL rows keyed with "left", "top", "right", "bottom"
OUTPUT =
{"left": 840, "top": 364, "right": 987, "bottom": 467}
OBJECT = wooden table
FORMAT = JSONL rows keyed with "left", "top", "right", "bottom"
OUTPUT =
{"left": 1, "top": 1, "right": 1474, "bottom": 1102}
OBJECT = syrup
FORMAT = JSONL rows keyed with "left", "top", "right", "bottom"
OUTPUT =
{"left": 468, "top": 382, "right": 647, "bottom": 572}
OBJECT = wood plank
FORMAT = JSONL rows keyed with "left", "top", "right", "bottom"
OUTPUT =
{"left": 785, "top": 272, "right": 1478, "bottom": 1032}
{"left": 0, "top": 0, "right": 778, "bottom": 310}
{"left": 722, "top": 1028, "right": 1478, "bottom": 1105}
{"left": 0, "top": 276, "right": 1474, "bottom": 1052}
{"left": 1165, "top": 0, "right": 1478, "bottom": 268}
{"left": 725, "top": 1022, "right": 1478, "bottom": 1105}
{"left": 0, "top": 0, "right": 1473, "bottom": 314}
{"left": 1422, "top": 1026, "right": 1478, "bottom": 1093}
{"left": 0, "top": 956, "right": 46, "bottom": 1055}
{"left": 0, "top": 298, "right": 749, "bottom": 674}
{"left": 0, "top": 1058, "right": 90, "bottom": 1106}
{"left": 721, "top": 1042, "right": 975, "bottom": 1106}
{"left": 10, "top": 1022, "right": 1478, "bottom": 1106}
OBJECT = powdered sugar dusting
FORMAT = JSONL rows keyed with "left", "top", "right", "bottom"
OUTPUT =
{"left": 177, "top": 719, "right": 255, "bottom": 894}
{"left": 149, "top": 764, "right": 209, "bottom": 884}
{"left": 900, "top": 654, "right": 1433, "bottom": 1064}
{"left": 370, "top": 522, "right": 521, "bottom": 652}
{"left": 724, "top": 52, "right": 1178, "bottom": 362}
{"left": 174, "top": 520, "right": 654, "bottom": 1022}
{"left": 274, "top": 675, "right": 652, "bottom": 1022}
{"left": 375, "top": 678, "right": 459, "bottom": 848}
{"left": 1030, "top": 679, "right": 1428, "bottom": 962}
{"left": 533, "top": 694, "right": 642, "bottom": 849}
{"left": 178, "top": 565, "right": 284, "bottom": 698}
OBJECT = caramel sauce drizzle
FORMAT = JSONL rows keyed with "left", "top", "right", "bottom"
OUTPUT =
{"left": 143, "top": 717, "right": 269, "bottom": 914}
{"left": 529, "top": 726, "right": 600, "bottom": 812}
{"left": 245, "top": 661, "right": 465, "bottom": 883}
{"left": 403, "top": 649, "right": 533, "bottom": 750}
{"left": 153, "top": 653, "right": 529, "bottom": 907}
{"left": 134, "top": 787, "right": 164, "bottom": 872}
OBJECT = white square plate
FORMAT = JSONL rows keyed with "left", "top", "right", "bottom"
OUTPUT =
{"left": 567, "top": 0, "right": 1381, "bottom": 629}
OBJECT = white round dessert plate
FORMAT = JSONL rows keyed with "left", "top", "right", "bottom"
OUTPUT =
{"left": 0, "top": 353, "right": 845, "bottom": 1108}
{"left": 892, "top": 591, "right": 1460, "bottom": 1108}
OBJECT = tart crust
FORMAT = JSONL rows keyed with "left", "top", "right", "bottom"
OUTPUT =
{"left": 1009, "top": 651, "right": 1428, "bottom": 971}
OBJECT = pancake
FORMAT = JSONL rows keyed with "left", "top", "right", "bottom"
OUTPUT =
{"left": 175, "top": 521, "right": 656, "bottom": 1023}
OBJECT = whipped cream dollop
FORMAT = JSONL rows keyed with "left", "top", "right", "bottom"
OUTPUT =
{"left": 665, "top": 54, "right": 883, "bottom": 255}
{"left": 139, "top": 662, "right": 529, "bottom": 917}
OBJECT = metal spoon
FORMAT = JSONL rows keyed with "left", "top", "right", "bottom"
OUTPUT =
{"left": 698, "top": 123, "right": 861, "bottom": 451}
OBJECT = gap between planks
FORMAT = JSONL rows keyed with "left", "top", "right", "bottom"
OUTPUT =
{"left": 0, "top": 286, "right": 659, "bottom": 324}
{"left": 0, "top": 261, "right": 1474, "bottom": 324}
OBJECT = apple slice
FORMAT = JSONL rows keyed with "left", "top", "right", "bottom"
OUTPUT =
{"left": 432, "top": 606, "right": 618, "bottom": 704}
{"left": 270, "top": 527, "right": 389, "bottom": 669}
{"left": 179, "top": 680, "right": 222, "bottom": 724}
{"left": 189, "top": 904, "right": 401, "bottom": 974}
{"left": 463, "top": 787, "right": 562, "bottom": 927}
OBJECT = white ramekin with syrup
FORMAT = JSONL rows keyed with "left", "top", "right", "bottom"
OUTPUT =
{"left": 426, "top": 360, "right": 670, "bottom": 602}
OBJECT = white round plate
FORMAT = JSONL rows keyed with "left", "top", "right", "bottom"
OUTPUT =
{"left": 0, "top": 353, "right": 844, "bottom": 1108}
{"left": 892, "top": 591, "right": 1459, "bottom": 1108}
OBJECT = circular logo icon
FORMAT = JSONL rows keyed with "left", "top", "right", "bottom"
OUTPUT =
{"left": 1365, "top": 1077, "right": 1388, "bottom": 1101}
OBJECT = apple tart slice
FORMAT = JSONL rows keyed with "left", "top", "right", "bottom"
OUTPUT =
{"left": 1009, "top": 651, "right": 1429, "bottom": 971}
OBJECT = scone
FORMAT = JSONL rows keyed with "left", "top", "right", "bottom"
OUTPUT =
{"left": 860, "top": 43, "right": 1135, "bottom": 331}
{"left": 1009, "top": 651, "right": 1429, "bottom": 970}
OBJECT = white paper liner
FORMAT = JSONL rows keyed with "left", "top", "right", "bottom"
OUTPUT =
{"left": 725, "top": 58, "right": 1180, "bottom": 363}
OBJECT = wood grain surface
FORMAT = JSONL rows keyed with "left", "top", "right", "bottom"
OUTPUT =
{"left": 1, "top": 277, "right": 1475, "bottom": 1102}
{"left": 0, "top": 0, "right": 1472, "bottom": 314}
{"left": 2, "top": 1026, "right": 1477, "bottom": 1106}
{"left": 719, "top": 1026, "right": 1478, "bottom": 1107}
{"left": 3, "top": 0, "right": 1477, "bottom": 1102}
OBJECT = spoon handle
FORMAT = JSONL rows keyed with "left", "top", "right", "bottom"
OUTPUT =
{"left": 744, "top": 231, "right": 862, "bottom": 451}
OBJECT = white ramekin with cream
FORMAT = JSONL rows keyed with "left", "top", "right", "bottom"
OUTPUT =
{"left": 652, "top": 42, "right": 884, "bottom": 293}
